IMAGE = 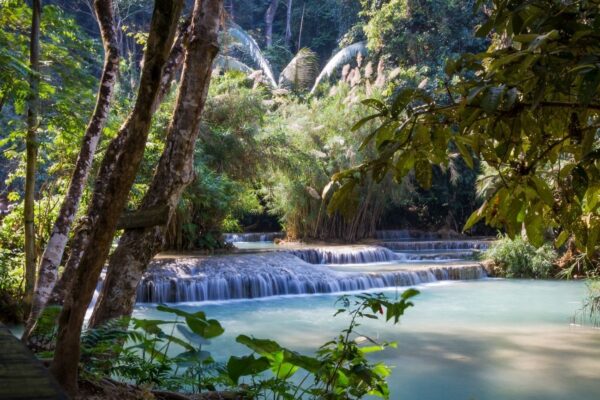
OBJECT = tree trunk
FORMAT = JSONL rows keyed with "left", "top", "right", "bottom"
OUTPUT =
{"left": 24, "top": 0, "right": 41, "bottom": 315}
{"left": 89, "top": 0, "right": 222, "bottom": 328}
{"left": 21, "top": 0, "right": 119, "bottom": 344}
{"left": 264, "top": 0, "right": 278, "bottom": 48}
{"left": 284, "top": 0, "right": 292, "bottom": 49}
{"left": 49, "top": 1, "right": 183, "bottom": 394}
{"left": 297, "top": 1, "right": 305, "bottom": 49}
{"left": 153, "top": 17, "right": 191, "bottom": 113}
{"left": 46, "top": 16, "right": 190, "bottom": 308}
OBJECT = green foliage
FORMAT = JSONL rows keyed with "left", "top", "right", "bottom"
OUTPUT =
{"left": 359, "top": 0, "right": 486, "bottom": 73}
{"left": 0, "top": 197, "right": 63, "bottom": 322}
{"left": 165, "top": 73, "right": 267, "bottom": 249}
{"left": 0, "top": 208, "right": 25, "bottom": 300}
{"left": 81, "top": 305, "right": 227, "bottom": 392}
{"left": 72, "top": 292, "right": 417, "bottom": 398}
{"left": 484, "top": 235, "right": 557, "bottom": 279}
{"left": 260, "top": 77, "right": 393, "bottom": 240}
{"left": 226, "top": 290, "right": 419, "bottom": 399}
{"left": 580, "top": 279, "right": 600, "bottom": 327}
{"left": 336, "top": 0, "right": 600, "bottom": 264}
{"left": 261, "top": 60, "right": 477, "bottom": 238}
{"left": 167, "top": 164, "right": 257, "bottom": 250}
{"left": 1, "top": 0, "right": 98, "bottom": 183}
{"left": 0, "top": 1, "right": 100, "bottom": 321}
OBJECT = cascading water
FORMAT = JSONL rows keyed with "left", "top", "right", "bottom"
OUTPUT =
{"left": 374, "top": 229, "right": 444, "bottom": 241}
{"left": 380, "top": 240, "right": 491, "bottom": 251}
{"left": 136, "top": 252, "right": 487, "bottom": 303}
{"left": 289, "top": 246, "right": 400, "bottom": 264}
{"left": 288, "top": 246, "right": 484, "bottom": 263}
{"left": 223, "top": 232, "right": 285, "bottom": 243}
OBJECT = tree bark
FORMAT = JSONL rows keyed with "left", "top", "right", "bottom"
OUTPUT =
{"left": 264, "top": 0, "right": 278, "bottom": 48}
{"left": 89, "top": 0, "right": 222, "bottom": 328}
{"left": 284, "top": 0, "right": 292, "bottom": 49}
{"left": 46, "top": 16, "right": 190, "bottom": 308}
{"left": 49, "top": 1, "right": 183, "bottom": 394}
{"left": 297, "top": 1, "right": 304, "bottom": 49}
{"left": 24, "top": 0, "right": 41, "bottom": 315}
{"left": 153, "top": 16, "right": 191, "bottom": 113}
{"left": 21, "top": 0, "right": 119, "bottom": 344}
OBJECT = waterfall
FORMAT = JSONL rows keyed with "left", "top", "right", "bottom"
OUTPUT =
{"left": 375, "top": 230, "right": 442, "bottom": 241}
{"left": 288, "top": 246, "right": 400, "bottom": 264}
{"left": 288, "top": 246, "right": 481, "bottom": 264}
{"left": 223, "top": 232, "right": 285, "bottom": 243}
{"left": 136, "top": 252, "right": 487, "bottom": 303}
{"left": 380, "top": 240, "right": 491, "bottom": 251}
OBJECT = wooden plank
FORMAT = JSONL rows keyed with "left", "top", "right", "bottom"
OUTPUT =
{"left": 0, "top": 325, "right": 68, "bottom": 400}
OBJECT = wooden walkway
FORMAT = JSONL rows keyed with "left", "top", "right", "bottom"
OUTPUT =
{"left": 0, "top": 324, "right": 68, "bottom": 400}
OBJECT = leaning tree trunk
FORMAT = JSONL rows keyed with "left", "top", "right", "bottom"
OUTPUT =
{"left": 264, "top": 0, "right": 278, "bottom": 48}
{"left": 49, "top": 1, "right": 183, "bottom": 394}
{"left": 89, "top": 0, "right": 222, "bottom": 328}
{"left": 21, "top": 0, "right": 119, "bottom": 344}
{"left": 23, "top": 0, "right": 41, "bottom": 315}
{"left": 284, "top": 0, "right": 292, "bottom": 49}
{"left": 46, "top": 17, "right": 190, "bottom": 308}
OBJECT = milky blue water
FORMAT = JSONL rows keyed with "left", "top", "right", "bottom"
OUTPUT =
{"left": 133, "top": 279, "right": 600, "bottom": 400}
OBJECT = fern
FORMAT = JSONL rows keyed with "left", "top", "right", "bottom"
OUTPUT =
{"left": 278, "top": 48, "right": 319, "bottom": 92}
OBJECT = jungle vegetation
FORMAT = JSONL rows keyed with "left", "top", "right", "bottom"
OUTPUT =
{"left": 1, "top": 0, "right": 600, "bottom": 397}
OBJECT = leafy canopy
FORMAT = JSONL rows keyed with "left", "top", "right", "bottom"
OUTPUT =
{"left": 332, "top": 0, "right": 600, "bottom": 257}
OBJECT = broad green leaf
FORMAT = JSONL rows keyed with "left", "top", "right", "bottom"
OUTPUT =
{"left": 555, "top": 231, "right": 570, "bottom": 248}
{"left": 524, "top": 209, "right": 544, "bottom": 247}
{"left": 584, "top": 184, "right": 600, "bottom": 213}
{"left": 361, "top": 98, "right": 386, "bottom": 112}
{"left": 463, "top": 201, "right": 487, "bottom": 231}
{"left": 587, "top": 223, "right": 600, "bottom": 256}
{"left": 227, "top": 354, "right": 270, "bottom": 384}
{"left": 236, "top": 335, "right": 283, "bottom": 357}
{"left": 186, "top": 316, "right": 224, "bottom": 339}
{"left": 414, "top": 160, "right": 432, "bottom": 189}
{"left": 359, "top": 345, "right": 385, "bottom": 354}
{"left": 455, "top": 140, "right": 474, "bottom": 169}
{"left": 531, "top": 176, "right": 554, "bottom": 206}
{"left": 351, "top": 113, "right": 382, "bottom": 132}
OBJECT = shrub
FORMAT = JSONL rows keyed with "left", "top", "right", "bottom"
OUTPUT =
{"left": 69, "top": 292, "right": 418, "bottom": 398}
{"left": 484, "top": 235, "right": 557, "bottom": 279}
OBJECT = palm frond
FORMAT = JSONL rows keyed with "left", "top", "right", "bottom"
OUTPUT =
{"left": 225, "top": 22, "right": 277, "bottom": 88}
{"left": 213, "top": 55, "right": 254, "bottom": 75}
{"left": 278, "top": 48, "right": 319, "bottom": 92}
{"left": 310, "top": 42, "right": 367, "bottom": 94}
